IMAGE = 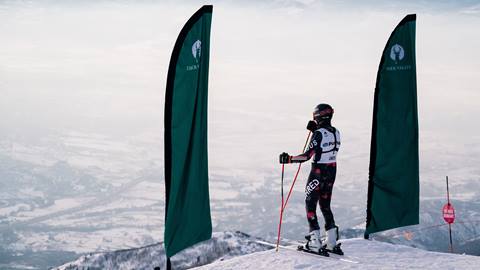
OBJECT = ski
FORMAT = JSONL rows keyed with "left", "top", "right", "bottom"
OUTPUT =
{"left": 326, "top": 252, "right": 359, "bottom": 264}
{"left": 291, "top": 244, "right": 358, "bottom": 264}
{"left": 254, "top": 240, "right": 328, "bottom": 259}
{"left": 290, "top": 240, "right": 360, "bottom": 264}
{"left": 323, "top": 243, "right": 344, "bottom": 256}
{"left": 296, "top": 244, "right": 329, "bottom": 257}
{"left": 254, "top": 240, "right": 359, "bottom": 264}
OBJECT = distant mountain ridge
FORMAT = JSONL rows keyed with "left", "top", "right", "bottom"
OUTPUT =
{"left": 53, "top": 231, "right": 271, "bottom": 270}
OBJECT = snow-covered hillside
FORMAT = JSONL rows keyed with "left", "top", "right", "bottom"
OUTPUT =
{"left": 54, "top": 231, "right": 480, "bottom": 270}
{"left": 53, "top": 231, "right": 270, "bottom": 270}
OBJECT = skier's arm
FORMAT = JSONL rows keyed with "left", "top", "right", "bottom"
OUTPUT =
{"left": 290, "top": 153, "right": 312, "bottom": 163}
{"left": 290, "top": 149, "right": 313, "bottom": 163}
{"left": 290, "top": 131, "right": 321, "bottom": 163}
{"left": 279, "top": 152, "right": 308, "bottom": 164}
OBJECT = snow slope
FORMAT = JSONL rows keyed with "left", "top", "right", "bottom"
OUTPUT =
{"left": 54, "top": 232, "right": 480, "bottom": 270}
{"left": 195, "top": 238, "right": 480, "bottom": 270}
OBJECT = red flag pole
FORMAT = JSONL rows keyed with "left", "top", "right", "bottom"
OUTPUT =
{"left": 446, "top": 176, "right": 453, "bottom": 253}
{"left": 446, "top": 176, "right": 450, "bottom": 204}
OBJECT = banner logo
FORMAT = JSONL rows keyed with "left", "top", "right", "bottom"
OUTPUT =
{"left": 192, "top": 40, "right": 202, "bottom": 62}
{"left": 390, "top": 44, "right": 405, "bottom": 63}
{"left": 187, "top": 40, "right": 202, "bottom": 71}
{"left": 386, "top": 43, "right": 411, "bottom": 72}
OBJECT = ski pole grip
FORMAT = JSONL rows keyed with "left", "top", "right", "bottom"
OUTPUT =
{"left": 279, "top": 152, "right": 290, "bottom": 164}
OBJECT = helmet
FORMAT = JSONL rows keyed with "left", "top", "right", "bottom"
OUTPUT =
{"left": 313, "top": 103, "right": 333, "bottom": 123}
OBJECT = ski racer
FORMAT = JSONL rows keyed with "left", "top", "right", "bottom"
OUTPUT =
{"left": 279, "top": 103, "right": 343, "bottom": 255}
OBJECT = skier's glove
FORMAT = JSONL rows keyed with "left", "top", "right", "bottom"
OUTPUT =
{"left": 279, "top": 152, "right": 292, "bottom": 164}
{"left": 307, "top": 120, "right": 317, "bottom": 132}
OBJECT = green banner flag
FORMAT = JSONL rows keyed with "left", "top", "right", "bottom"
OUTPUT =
{"left": 365, "top": 14, "right": 418, "bottom": 237}
{"left": 164, "top": 5, "right": 213, "bottom": 258}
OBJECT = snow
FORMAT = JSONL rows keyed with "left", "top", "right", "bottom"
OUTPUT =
{"left": 195, "top": 238, "right": 480, "bottom": 270}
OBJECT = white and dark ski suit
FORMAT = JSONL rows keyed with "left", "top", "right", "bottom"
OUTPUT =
{"left": 291, "top": 124, "right": 341, "bottom": 232}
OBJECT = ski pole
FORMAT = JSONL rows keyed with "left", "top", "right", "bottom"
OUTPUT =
{"left": 275, "top": 131, "right": 311, "bottom": 251}
{"left": 282, "top": 131, "right": 311, "bottom": 212}
{"left": 275, "top": 163, "right": 285, "bottom": 252}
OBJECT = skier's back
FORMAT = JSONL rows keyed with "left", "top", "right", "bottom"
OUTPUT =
{"left": 279, "top": 103, "right": 342, "bottom": 255}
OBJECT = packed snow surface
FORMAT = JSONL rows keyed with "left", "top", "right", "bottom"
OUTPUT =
{"left": 195, "top": 238, "right": 480, "bottom": 270}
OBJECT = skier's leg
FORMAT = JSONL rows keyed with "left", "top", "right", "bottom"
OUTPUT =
{"left": 304, "top": 168, "right": 323, "bottom": 252}
{"left": 319, "top": 192, "right": 335, "bottom": 232}
{"left": 319, "top": 164, "right": 339, "bottom": 250}
{"left": 318, "top": 164, "right": 336, "bottom": 229}
{"left": 305, "top": 169, "right": 321, "bottom": 232}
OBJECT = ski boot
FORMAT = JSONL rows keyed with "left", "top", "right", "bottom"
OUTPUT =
{"left": 298, "top": 230, "right": 329, "bottom": 256}
{"left": 323, "top": 226, "right": 344, "bottom": 255}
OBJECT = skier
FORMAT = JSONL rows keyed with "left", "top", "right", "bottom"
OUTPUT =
{"left": 279, "top": 103, "right": 343, "bottom": 255}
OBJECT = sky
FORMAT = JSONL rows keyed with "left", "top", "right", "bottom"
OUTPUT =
{"left": 0, "top": 0, "right": 480, "bottom": 264}
{"left": 1, "top": 0, "right": 479, "bottom": 138}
